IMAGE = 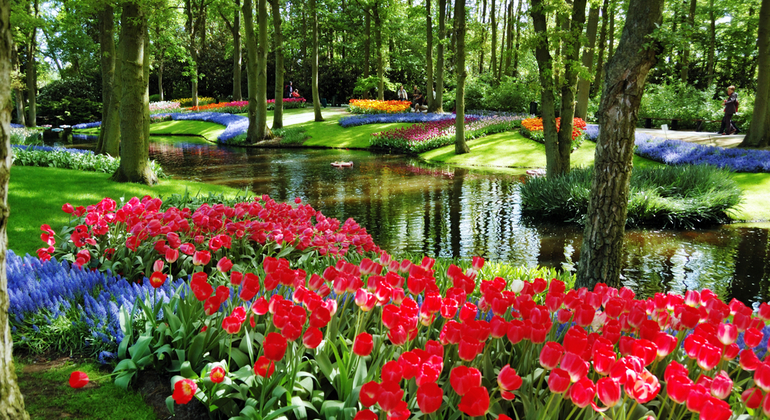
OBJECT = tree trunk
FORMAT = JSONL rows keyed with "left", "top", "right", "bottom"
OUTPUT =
{"left": 592, "top": 0, "right": 609, "bottom": 97}
{"left": 0, "top": 0, "right": 30, "bottom": 415}
{"left": 740, "top": 0, "right": 770, "bottom": 148}
{"left": 254, "top": 0, "right": 269, "bottom": 139}
{"left": 243, "top": 0, "right": 258, "bottom": 140}
{"left": 478, "top": 0, "right": 486, "bottom": 74}
{"left": 427, "top": 0, "right": 436, "bottom": 111}
{"left": 680, "top": 0, "right": 697, "bottom": 83}
{"left": 112, "top": 2, "right": 156, "bottom": 185}
{"left": 363, "top": 11, "right": 370, "bottom": 98}
{"left": 97, "top": 5, "right": 120, "bottom": 157}
{"left": 311, "top": 0, "right": 323, "bottom": 121}
{"left": 498, "top": 0, "right": 508, "bottom": 79}
{"left": 436, "top": 0, "right": 446, "bottom": 112}
{"left": 374, "top": 4, "right": 384, "bottom": 101}
{"left": 490, "top": 0, "right": 497, "bottom": 76}
{"left": 25, "top": 3, "right": 37, "bottom": 128}
{"left": 705, "top": 0, "right": 715, "bottom": 87}
{"left": 454, "top": 0, "right": 469, "bottom": 154}
{"left": 607, "top": 0, "right": 615, "bottom": 57}
{"left": 512, "top": 0, "right": 522, "bottom": 76}
{"left": 158, "top": 58, "right": 164, "bottom": 101}
{"left": 10, "top": 45, "right": 24, "bottom": 127}
{"left": 557, "top": 0, "right": 587, "bottom": 172}
{"left": 271, "top": 0, "right": 284, "bottom": 129}
{"left": 503, "top": 0, "right": 513, "bottom": 74}
{"left": 232, "top": 3, "right": 242, "bottom": 101}
{"left": 576, "top": 0, "right": 665, "bottom": 289}
{"left": 530, "top": 0, "right": 560, "bottom": 176}
{"left": 575, "top": 5, "right": 599, "bottom": 119}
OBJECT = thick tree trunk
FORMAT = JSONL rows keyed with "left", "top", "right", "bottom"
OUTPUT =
{"left": 454, "top": 0, "right": 469, "bottom": 154}
{"left": 374, "top": 4, "right": 384, "bottom": 101}
{"left": 271, "top": 0, "right": 284, "bottom": 128}
{"left": 576, "top": 0, "right": 665, "bottom": 289}
{"left": 232, "top": 4, "right": 242, "bottom": 101}
{"left": 557, "top": 0, "right": 588, "bottom": 173}
{"left": 575, "top": 5, "right": 599, "bottom": 119}
{"left": 436, "top": 0, "right": 446, "bottom": 112}
{"left": 740, "top": 0, "right": 770, "bottom": 148}
{"left": 592, "top": 0, "right": 609, "bottom": 97}
{"left": 112, "top": 2, "right": 156, "bottom": 185}
{"left": 531, "top": 0, "right": 560, "bottom": 177}
{"left": 311, "top": 0, "right": 323, "bottom": 121}
{"left": 490, "top": 0, "right": 497, "bottom": 76}
{"left": 0, "top": 0, "right": 30, "bottom": 415}
{"left": 97, "top": 5, "right": 120, "bottom": 157}
{"left": 512, "top": 0, "right": 522, "bottom": 76}
{"left": 10, "top": 46, "right": 24, "bottom": 126}
{"left": 25, "top": 26, "right": 36, "bottom": 127}
{"left": 427, "top": 0, "right": 436, "bottom": 111}
{"left": 255, "top": 0, "right": 269, "bottom": 139}
{"left": 705, "top": 0, "right": 715, "bottom": 87}
{"left": 243, "top": 0, "right": 258, "bottom": 140}
{"left": 680, "top": 0, "right": 697, "bottom": 83}
{"left": 478, "top": 0, "right": 486, "bottom": 74}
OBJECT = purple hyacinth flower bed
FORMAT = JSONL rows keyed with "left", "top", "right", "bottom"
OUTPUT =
{"left": 338, "top": 113, "right": 459, "bottom": 128}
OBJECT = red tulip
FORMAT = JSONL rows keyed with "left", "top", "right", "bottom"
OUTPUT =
{"left": 457, "top": 386, "right": 490, "bottom": 417}
{"left": 740, "top": 348, "right": 761, "bottom": 371}
{"left": 742, "top": 387, "right": 763, "bottom": 409}
{"left": 561, "top": 352, "right": 589, "bottom": 382}
{"left": 700, "top": 396, "right": 732, "bottom": 420}
{"left": 353, "top": 332, "right": 374, "bottom": 356}
{"left": 387, "top": 324, "right": 408, "bottom": 346}
{"left": 354, "top": 409, "right": 378, "bottom": 420}
{"left": 697, "top": 342, "right": 722, "bottom": 371}
{"left": 574, "top": 304, "right": 595, "bottom": 327}
{"left": 593, "top": 347, "right": 617, "bottom": 376}
{"left": 387, "top": 401, "right": 410, "bottom": 420}
{"left": 416, "top": 382, "right": 443, "bottom": 414}
{"left": 377, "top": 381, "right": 404, "bottom": 412}
{"left": 744, "top": 328, "right": 763, "bottom": 348}
{"left": 626, "top": 370, "right": 660, "bottom": 404}
{"left": 686, "top": 384, "right": 709, "bottom": 413}
{"left": 569, "top": 377, "right": 596, "bottom": 408}
{"left": 540, "top": 342, "right": 565, "bottom": 370}
{"left": 216, "top": 257, "right": 233, "bottom": 272}
{"left": 458, "top": 338, "right": 484, "bottom": 361}
{"left": 149, "top": 271, "right": 167, "bottom": 288}
{"left": 596, "top": 377, "right": 621, "bottom": 408}
{"left": 263, "top": 332, "right": 287, "bottom": 361}
{"left": 303, "top": 327, "right": 323, "bottom": 349}
{"left": 210, "top": 366, "right": 226, "bottom": 383}
{"left": 382, "top": 361, "right": 403, "bottom": 383}
{"left": 416, "top": 362, "right": 441, "bottom": 386}
{"left": 710, "top": 371, "right": 732, "bottom": 400}
{"left": 632, "top": 339, "right": 658, "bottom": 366}
{"left": 309, "top": 306, "right": 331, "bottom": 329}
{"left": 450, "top": 365, "right": 481, "bottom": 396}
{"left": 398, "top": 351, "right": 420, "bottom": 380}
{"left": 69, "top": 371, "right": 89, "bottom": 388}
{"left": 716, "top": 323, "right": 738, "bottom": 345}
{"left": 664, "top": 361, "right": 689, "bottom": 382}
{"left": 222, "top": 314, "right": 244, "bottom": 334}
{"left": 548, "top": 368, "right": 571, "bottom": 394}
{"left": 459, "top": 302, "right": 478, "bottom": 322}
{"left": 655, "top": 332, "right": 677, "bottom": 358}
{"left": 756, "top": 363, "right": 770, "bottom": 392}
{"left": 764, "top": 392, "right": 770, "bottom": 418}
{"left": 192, "top": 250, "right": 211, "bottom": 266}
{"left": 563, "top": 326, "right": 588, "bottom": 353}
{"left": 498, "top": 365, "right": 523, "bottom": 391}
{"left": 172, "top": 378, "right": 197, "bottom": 404}
{"left": 667, "top": 374, "right": 693, "bottom": 404}
{"left": 165, "top": 247, "right": 179, "bottom": 263}
{"left": 360, "top": 381, "right": 380, "bottom": 407}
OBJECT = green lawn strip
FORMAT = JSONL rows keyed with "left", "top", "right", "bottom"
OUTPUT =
{"left": 148, "top": 120, "right": 226, "bottom": 141}
{"left": 8, "top": 166, "right": 244, "bottom": 256}
{"left": 299, "top": 113, "right": 412, "bottom": 149}
{"left": 729, "top": 173, "right": 770, "bottom": 221}
{"left": 15, "top": 358, "right": 157, "bottom": 420}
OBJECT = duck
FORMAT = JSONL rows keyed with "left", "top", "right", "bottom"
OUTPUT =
{"left": 331, "top": 161, "right": 354, "bottom": 168}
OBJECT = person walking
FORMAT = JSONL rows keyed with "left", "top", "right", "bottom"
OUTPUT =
{"left": 719, "top": 85, "right": 738, "bottom": 135}
{"left": 397, "top": 85, "right": 408, "bottom": 101}
{"left": 285, "top": 81, "right": 294, "bottom": 98}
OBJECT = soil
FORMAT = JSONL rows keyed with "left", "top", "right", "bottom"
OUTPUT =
{"left": 17, "top": 353, "right": 210, "bottom": 420}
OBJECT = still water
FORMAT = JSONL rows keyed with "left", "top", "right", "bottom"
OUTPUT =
{"left": 72, "top": 135, "right": 770, "bottom": 305}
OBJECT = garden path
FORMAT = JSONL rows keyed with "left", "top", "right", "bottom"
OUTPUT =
{"left": 636, "top": 128, "right": 750, "bottom": 148}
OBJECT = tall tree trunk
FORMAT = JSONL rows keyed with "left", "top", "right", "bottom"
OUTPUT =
{"left": 512, "top": 0, "right": 523, "bottom": 76}
{"left": 112, "top": 2, "right": 156, "bottom": 185}
{"left": 490, "top": 0, "right": 497, "bottom": 76}
{"left": 243, "top": 0, "right": 258, "bottom": 140}
{"left": 232, "top": 3, "right": 242, "bottom": 101}
{"left": 575, "top": 5, "right": 599, "bottom": 119}
{"left": 740, "top": 0, "right": 770, "bottom": 148}
{"left": 363, "top": 11, "right": 370, "bottom": 99}
{"left": 374, "top": 3, "right": 384, "bottom": 101}
{"left": 607, "top": 0, "right": 615, "bottom": 57}
{"left": 531, "top": 0, "right": 560, "bottom": 176}
{"left": 271, "top": 0, "right": 284, "bottom": 129}
{"left": 705, "top": 0, "right": 716, "bottom": 87}
{"left": 680, "top": 0, "right": 697, "bottom": 82}
{"left": 255, "top": 0, "right": 269, "bottom": 139}
{"left": 503, "top": 0, "right": 513, "bottom": 74}
{"left": 0, "top": 0, "right": 30, "bottom": 415}
{"left": 557, "top": 0, "right": 587, "bottom": 174}
{"left": 158, "top": 58, "right": 164, "bottom": 101}
{"left": 592, "top": 0, "right": 609, "bottom": 97}
{"left": 25, "top": 1, "right": 37, "bottom": 127}
{"left": 576, "top": 0, "right": 665, "bottom": 289}
{"left": 11, "top": 45, "right": 24, "bottom": 126}
{"left": 311, "top": 0, "right": 323, "bottom": 121}
{"left": 97, "top": 5, "right": 120, "bottom": 157}
{"left": 478, "top": 0, "right": 486, "bottom": 74}
{"left": 427, "top": 0, "right": 436, "bottom": 111}
{"left": 498, "top": 0, "right": 508, "bottom": 79}
{"left": 436, "top": 0, "right": 446, "bottom": 112}
{"left": 454, "top": 0, "right": 469, "bottom": 154}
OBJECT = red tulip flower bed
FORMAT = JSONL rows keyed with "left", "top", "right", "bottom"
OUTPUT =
{"left": 48, "top": 195, "right": 770, "bottom": 419}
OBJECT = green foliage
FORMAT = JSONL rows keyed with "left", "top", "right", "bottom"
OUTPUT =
{"left": 11, "top": 147, "right": 167, "bottom": 179}
{"left": 353, "top": 76, "right": 396, "bottom": 97}
{"left": 37, "top": 77, "right": 102, "bottom": 126}
{"left": 275, "top": 127, "right": 308, "bottom": 145}
{"left": 462, "top": 75, "right": 540, "bottom": 113}
{"left": 520, "top": 165, "right": 742, "bottom": 228}
{"left": 10, "top": 127, "right": 44, "bottom": 146}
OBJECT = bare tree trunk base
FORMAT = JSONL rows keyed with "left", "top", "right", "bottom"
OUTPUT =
{"left": 111, "top": 166, "right": 158, "bottom": 186}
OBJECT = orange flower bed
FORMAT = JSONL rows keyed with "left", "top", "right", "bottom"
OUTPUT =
{"left": 522, "top": 117, "right": 587, "bottom": 141}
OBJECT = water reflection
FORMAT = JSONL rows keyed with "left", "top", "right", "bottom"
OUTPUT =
{"left": 98, "top": 137, "right": 770, "bottom": 305}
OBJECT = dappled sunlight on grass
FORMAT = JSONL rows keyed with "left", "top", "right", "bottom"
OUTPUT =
{"left": 149, "top": 120, "right": 225, "bottom": 140}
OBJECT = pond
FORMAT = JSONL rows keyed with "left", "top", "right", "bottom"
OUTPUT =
{"left": 69, "top": 134, "right": 770, "bottom": 306}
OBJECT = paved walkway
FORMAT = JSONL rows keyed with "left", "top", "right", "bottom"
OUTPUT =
{"left": 635, "top": 128, "right": 747, "bottom": 148}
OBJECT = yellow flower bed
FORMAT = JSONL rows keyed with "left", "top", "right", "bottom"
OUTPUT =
{"left": 348, "top": 99, "right": 412, "bottom": 114}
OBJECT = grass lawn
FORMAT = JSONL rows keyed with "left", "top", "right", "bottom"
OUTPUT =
{"left": 9, "top": 166, "right": 244, "bottom": 256}
{"left": 148, "top": 120, "right": 226, "bottom": 140}
{"left": 299, "top": 113, "right": 412, "bottom": 149}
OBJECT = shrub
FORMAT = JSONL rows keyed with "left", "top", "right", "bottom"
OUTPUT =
{"left": 519, "top": 165, "right": 742, "bottom": 228}
{"left": 11, "top": 145, "right": 166, "bottom": 178}
{"left": 10, "top": 127, "right": 43, "bottom": 146}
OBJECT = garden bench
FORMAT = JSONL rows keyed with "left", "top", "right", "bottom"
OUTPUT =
{"left": 641, "top": 116, "right": 722, "bottom": 132}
